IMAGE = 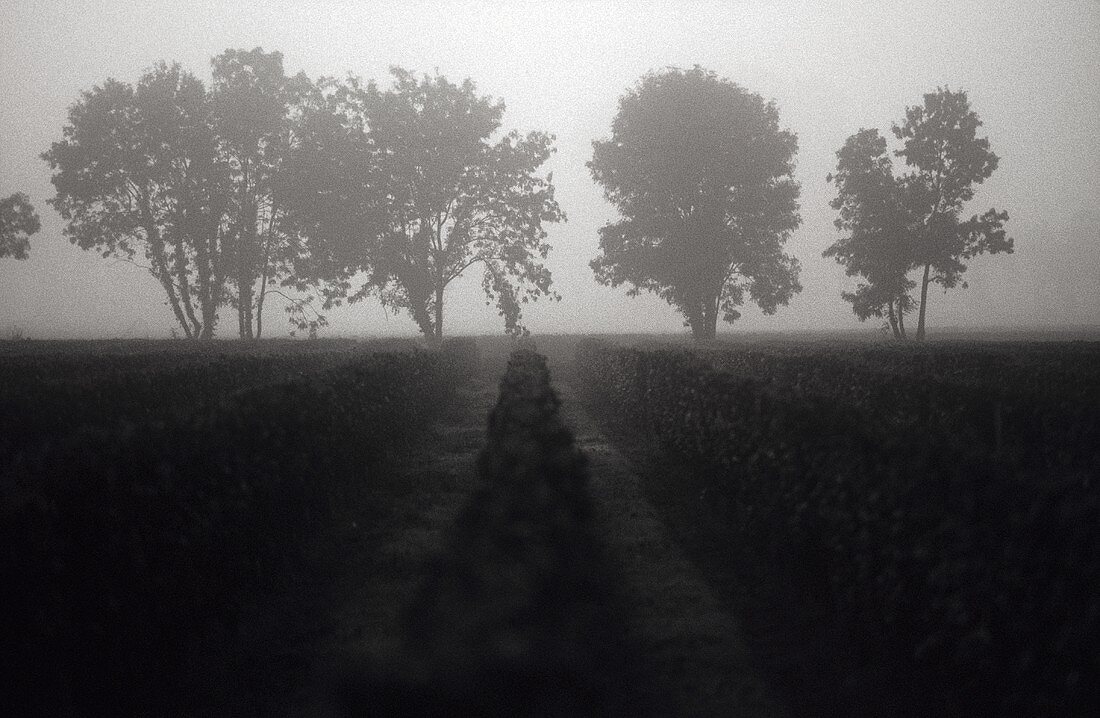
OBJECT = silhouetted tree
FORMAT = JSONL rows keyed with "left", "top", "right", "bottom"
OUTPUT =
{"left": 42, "top": 63, "right": 228, "bottom": 338}
{"left": 0, "top": 192, "right": 40, "bottom": 260}
{"left": 589, "top": 66, "right": 801, "bottom": 341}
{"left": 824, "top": 129, "right": 916, "bottom": 339}
{"left": 282, "top": 68, "right": 564, "bottom": 340}
{"left": 211, "top": 47, "right": 316, "bottom": 338}
{"left": 893, "top": 87, "right": 1013, "bottom": 340}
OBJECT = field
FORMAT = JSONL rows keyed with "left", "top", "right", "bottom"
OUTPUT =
{"left": 2, "top": 334, "right": 1097, "bottom": 716}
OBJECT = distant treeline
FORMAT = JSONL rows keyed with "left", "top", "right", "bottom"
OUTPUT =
{"left": 24, "top": 51, "right": 1012, "bottom": 340}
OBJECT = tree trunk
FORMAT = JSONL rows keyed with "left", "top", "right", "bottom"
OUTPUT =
{"left": 704, "top": 308, "right": 717, "bottom": 340}
{"left": 149, "top": 240, "right": 191, "bottom": 338}
{"left": 887, "top": 300, "right": 901, "bottom": 339}
{"left": 915, "top": 262, "right": 931, "bottom": 341}
{"left": 156, "top": 266, "right": 192, "bottom": 339}
{"left": 255, "top": 224, "right": 274, "bottom": 339}
{"left": 898, "top": 304, "right": 907, "bottom": 339}
{"left": 193, "top": 225, "right": 220, "bottom": 340}
{"left": 690, "top": 296, "right": 718, "bottom": 341}
{"left": 200, "top": 302, "right": 217, "bottom": 339}
{"left": 140, "top": 201, "right": 193, "bottom": 339}
{"left": 686, "top": 305, "right": 703, "bottom": 341}
{"left": 238, "top": 274, "right": 254, "bottom": 339}
{"left": 255, "top": 291, "right": 264, "bottom": 339}
{"left": 432, "top": 281, "right": 445, "bottom": 345}
{"left": 173, "top": 241, "right": 203, "bottom": 338}
{"left": 237, "top": 160, "right": 258, "bottom": 339}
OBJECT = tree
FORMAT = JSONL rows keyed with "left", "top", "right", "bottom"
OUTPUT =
{"left": 824, "top": 128, "right": 916, "bottom": 339}
{"left": 284, "top": 68, "right": 564, "bottom": 340}
{"left": 589, "top": 66, "right": 801, "bottom": 341}
{"left": 0, "top": 193, "right": 41, "bottom": 260}
{"left": 42, "top": 62, "right": 229, "bottom": 338}
{"left": 210, "top": 47, "right": 315, "bottom": 338}
{"left": 893, "top": 87, "right": 1012, "bottom": 340}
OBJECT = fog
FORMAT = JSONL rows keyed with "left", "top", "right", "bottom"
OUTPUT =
{"left": 2, "top": 0, "right": 1097, "bottom": 339}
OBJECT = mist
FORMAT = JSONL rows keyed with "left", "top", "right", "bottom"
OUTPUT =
{"left": 2, "top": 0, "right": 1097, "bottom": 340}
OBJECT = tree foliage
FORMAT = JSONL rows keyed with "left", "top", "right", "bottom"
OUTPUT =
{"left": 211, "top": 47, "right": 316, "bottom": 338}
{"left": 825, "top": 88, "right": 1013, "bottom": 340}
{"left": 589, "top": 66, "right": 801, "bottom": 340}
{"left": 284, "top": 68, "right": 564, "bottom": 339}
{"left": 42, "top": 62, "right": 229, "bottom": 339}
{"left": 0, "top": 192, "right": 41, "bottom": 260}
{"left": 41, "top": 52, "right": 329, "bottom": 339}
{"left": 895, "top": 88, "right": 1012, "bottom": 340}
{"left": 824, "top": 129, "right": 916, "bottom": 338}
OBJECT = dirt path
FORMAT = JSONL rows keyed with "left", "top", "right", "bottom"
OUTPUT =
{"left": 551, "top": 362, "right": 789, "bottom": 718}
{"left": 230, "top": 356, "right": 504, "bottom": 716}
{"left": 232, "top": 344, "right": 786, "bottom": 715}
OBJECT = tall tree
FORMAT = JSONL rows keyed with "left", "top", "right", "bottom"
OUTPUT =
{"left": 42, "top": 63, "right": 229, "bottom": 338}
{"left": 589, "top": 66, "right": 801, "bottom": 341}
{"left": 0, "top": 193, "right": 41, "bottom": 261}
{"left": 283, "top": 68, "right": 564, "bottom": 340}
{"left": 893, "top": 87, "right": 1013, "bottom": 340}
{"left": 824, "top": 128, "right": 916, "bottom": 339}
{"left": 211, "top": 47, "right": 314, "bottom": 338}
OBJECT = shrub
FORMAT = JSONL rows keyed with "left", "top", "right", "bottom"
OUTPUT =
{"left": 575, "top": 338, "right": 1099, "bottom": 716}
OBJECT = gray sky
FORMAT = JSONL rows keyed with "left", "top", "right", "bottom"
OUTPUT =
{"left": 2, "top": 0, "right": 1098, "bottom": 339}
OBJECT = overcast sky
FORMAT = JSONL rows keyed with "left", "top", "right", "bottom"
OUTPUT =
{"left": 2, "top": 0, "right": 1097, "bottom": 339}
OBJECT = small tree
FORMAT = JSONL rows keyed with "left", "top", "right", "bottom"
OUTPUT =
{"left": 894, "top": 87, "right": 1013, "bottom": 340}
{"left": 824, "top": 129, "right": 916, "bottom": 338}
{"left": 589, "top": 66, "right": 801, "bottom": 340}
{"left": 0, "top": 192, "right": 41, "bottom": 260}
{"left": 284, "top": 68, "right": 564, "bottom": 340}
{"left": 42, "top": 63, "right": 229, "bottom": 339}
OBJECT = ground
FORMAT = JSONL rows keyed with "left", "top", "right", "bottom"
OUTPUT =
{"left": 217, "top": 336, "right": 788, "bottom": 716}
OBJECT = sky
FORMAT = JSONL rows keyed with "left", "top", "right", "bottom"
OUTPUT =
{"left": 1, "top": 0, "right": 1098, "bottom": 339}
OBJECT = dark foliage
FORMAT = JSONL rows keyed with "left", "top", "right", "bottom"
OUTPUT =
{"left": 0, "top": 340, "right": 477, "bottom": 715}
{"left": 343, "top": 349, "right": 632, "bottom": 716}
{"left": 824, "top": 89, "right": 1014, "bottom": 340}
{"left": 0, "top": 192, "right": 41, "bottom": 260}
{"left": 0, "top": 340, "right": 388, "bottom": 468}
{"left": 42, "top": 62, "right": 230, "bottom": 339}
{"left": 283, "top": 69, "right": 564, "bottom": 340}
{"left": 576, "top": 339, "right": 1099, "bottom": 716}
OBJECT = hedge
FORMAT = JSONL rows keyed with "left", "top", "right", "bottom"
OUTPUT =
{"left": 345, "top": 348, "right": 624, "bottom": 716}
{"left": 1, "top": 339, "right": 477, "bottom": 715}
{"left": 575, "top": 339, "right": 1098, "bottom": 716}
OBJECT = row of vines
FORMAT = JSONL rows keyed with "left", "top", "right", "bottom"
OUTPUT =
{"left": 344, "top": 348, "right": 628, "bottom": 716}
{"left": 576, "top": 339, "right": 1098, "bottom": 716}
{"left": 1, "top": 338, "right": 477, "bottom": 715}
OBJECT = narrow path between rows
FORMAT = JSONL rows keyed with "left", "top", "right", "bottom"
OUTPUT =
{"left": 239, "top": 345, "right": 788, "bottom": 715}
{"left": 551, "top": 361, "right": 789, "bottom": 718}
{"left": 241, "top": 356, "right": 504, "bottom": 715}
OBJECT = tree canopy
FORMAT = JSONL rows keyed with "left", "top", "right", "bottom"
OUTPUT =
{"left": 824, "top": 128, "right": 916, "bottom": 338}
{"left": 211, "top": 47, "right": 315, "bottom": 338}
{"left": 284, "top": 68, "right": 564, "bottom": 340}
{"left": 44, "top": 58, "right": 564, "bottom": 341}
{"left": 0, "top": 193, "right": 41, "bottom": 261}
{"left": 36, "top": 49, "right": 1019, "bottom": 341}
{"left": 825, "top": 88, "right": 1013, "bottom": 340}
{"left": 42, "top": 62, "right": 229, "bottom": 338}
{"left": 895, "top": 88, "right": 1012, "bottom": 340}
{"left": 40, "top": 50, "right": 328, "bottom": 339}
{"left": 589, "top": 66, "right": 801, "bottom": 340}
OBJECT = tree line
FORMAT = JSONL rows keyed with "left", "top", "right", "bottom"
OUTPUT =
{"left": 3, "top": 51, "right": 1012, "bottom": 341}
